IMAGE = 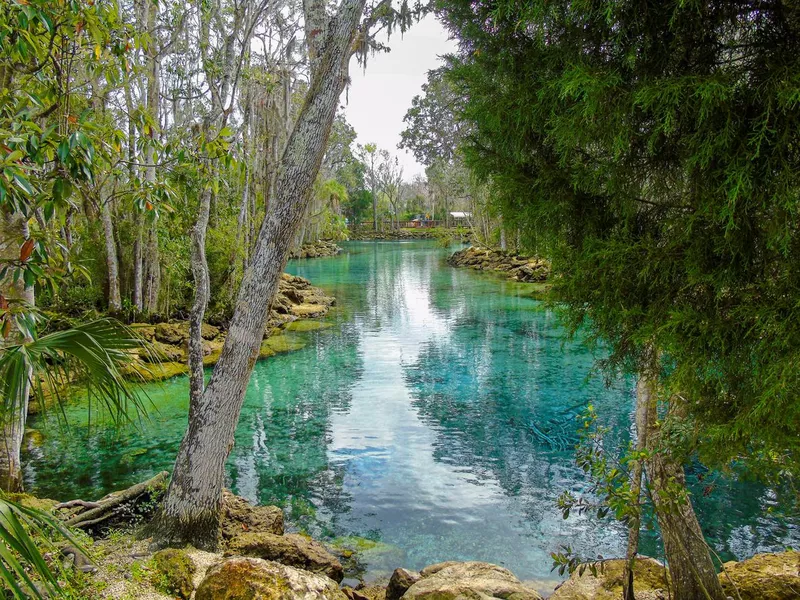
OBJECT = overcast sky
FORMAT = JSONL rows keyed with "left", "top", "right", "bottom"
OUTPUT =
{"left": 343, "top": 15, "right": 458, "bottom": 178}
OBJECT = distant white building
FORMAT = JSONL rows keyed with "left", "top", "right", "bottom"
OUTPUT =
{"left": 449, "top": 211, "right": 472, "bottom": 223}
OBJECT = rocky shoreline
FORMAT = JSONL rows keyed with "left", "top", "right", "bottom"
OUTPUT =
{"left": 289, "top": 240, "right": 343, "bottom": 259}
{"left": 448, "top": 246, "right": 550, "bottom": 283}
{"left": 124, "top": 273, "right": 335, "bottom": 383}
{"left": 11, "top": 484, "right": 798, "bottom": 600}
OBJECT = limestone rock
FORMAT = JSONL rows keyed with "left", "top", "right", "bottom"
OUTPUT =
{"left": 220, "top": 491, "right": 284, "bottom": 541}
{"left": 224, "top": 532, "right": 343, "bottom": 582}
{"left": 195, "top": 557, "right": 348, "bottom": 600}
{"left": 152, "top": 548, "right": 195, "bottom": 599}
{"left": 344, "top": 585, "right": 386, "bottom": 600}
{"left": 448, "top": 246, "right": 550, "bottom": 283}
{"left": 403, "top": 561, "right": 543, "bottom": 600}
{"left": 154, "top": 322, "right": 188, "bottom": 344}
{"left": 386, "top": 568, "right": 420, "bottom": 600}
{"left": 141, "top": 341, "right": 186, "bottom": 363}
{"left": 720, "top": 550, "right": 800, "bottom": 600}
{"left": 549, "top": 557, "right": 668, "bottom": 600}
{"left": 419, "top": 562, "right": 461, "bottom": 578}
{"left": 290, "top": 303, "right": 329, "bottom": 318}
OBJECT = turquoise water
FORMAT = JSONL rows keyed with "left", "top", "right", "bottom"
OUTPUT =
{"left": 22, "top": 241, "right": 797, "bottom": 582}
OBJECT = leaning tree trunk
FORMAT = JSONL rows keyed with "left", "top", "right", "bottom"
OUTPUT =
{"left": 153, "top": 0, "right": 367, "bottom": 550}
{"left": 640, "top": 374, "right": 727, "bottom": 600}
{"left": 0, "top": 212, "right": 34, "bottom": 492}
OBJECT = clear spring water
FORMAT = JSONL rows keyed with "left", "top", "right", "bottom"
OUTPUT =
{"left": 22, "top": 241, "right": 798, "bottom": 583}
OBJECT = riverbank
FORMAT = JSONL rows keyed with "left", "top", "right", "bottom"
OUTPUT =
{"left": 124, "top": 273, "right": 335, "bottom": 383}
{"left": 448, "top": 246, "right": 550, "bottom": 283}
{"left": 10, "top": 485, "right": 798, "bottom": 600}
{"left": 289, "top": 240, "right": 342, "bottom": 259}
{"left": 349, "top": 227, "right": 471, "bottom": 242}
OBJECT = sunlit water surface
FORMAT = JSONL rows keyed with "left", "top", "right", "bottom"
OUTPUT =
{"left": 23, "top": 241, "right": 798, "bottom": 583}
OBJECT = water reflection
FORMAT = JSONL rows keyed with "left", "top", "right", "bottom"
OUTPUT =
{"left": 22, "top": 240, "right": 799, "bottom": 582}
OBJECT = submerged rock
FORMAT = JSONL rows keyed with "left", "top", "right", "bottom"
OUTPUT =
{"left": 403, "top": 561, "right": 543, "bottom": 600}
{"left": 220, "top": 491, "right": 284, "bottom": 541}
{"left": 549, "top": 557, "right": 668, "bottom": 600}
{"left": 225, "top": 532, "right": 344, "bottom": 582}
{"left": 720, "top": 550, "right": 800, "bottom": 600}
{"left": 386, "top": 568, "right": 420, "bottom": 600}
{"left": 196, "top": 557, "right": 348, "bottom": 600}
{"left": 152, "top": 548, "right": 195, "bottom": 599}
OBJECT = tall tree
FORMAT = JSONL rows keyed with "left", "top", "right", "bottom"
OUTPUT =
{"left": 439, "top": 0, "right": 800, "bottom": 598}
{"left": 154, "top": 0, "right": 417, "bottom": 549}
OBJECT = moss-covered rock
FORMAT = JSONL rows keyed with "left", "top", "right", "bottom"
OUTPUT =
{"left": 141, "top": 340, "right": 187, "bottom": 363}
{"left": 154, "top": 322, "right": 188, "bottom": 344}
{"left": 290, "top": 303, "right": 329, "bottom": 318}
{"left": 196, "top": 557, "right": 348, "bottom": 600}
{"left": 260, "top": 335, "right": 306, "bottom": 355}
{"left": 549, "top": 557, "right": 668, "bottom": 600}
{"left": 125, "top": 360, "right": 189, "bottom": 382}
{"left": 152, "top": 548, "right": 196, "bottom": 599}
{"left": 129, "top": 323, "right": 156, "bottom": 341}
{"left": 225, "top": 532, "right": 344, "bottom": 582}
{"left": 720, "top": 550, "right": 800, "bottom": 600}
{"left": 220, "top": 491, "right": 284, "bottom": 541}
{"left": 6, "top": 492, "right": 58, "bottom": 512}
{"left": 284, "top": 320, "right": 333, "bottom": 333}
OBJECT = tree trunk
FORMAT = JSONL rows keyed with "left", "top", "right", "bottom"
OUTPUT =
{"left": 499, "top": 224, "right": 507, "bottom": 251}
{"left": 101, "top": 200, "right": 122, "bottom": 312}
{"left": 189, "top": 188, "right": 211, "bottom": 404}
{"left": 132, "top": 217, "right": 144, "bottom": 312}
{"left": 641, "top": 374, "right": 726, "bottom": 600}
{"left": 144, "top": 219, "right": 160, "bottom": 313}
{"left": 0, "top": 212, "right": 34, "bottom": 492}
{"left": 623, "top": 376, "right": 651, "bottom": 600}
{"left": 153, "top": 0, "right": 366, "bottom": 550}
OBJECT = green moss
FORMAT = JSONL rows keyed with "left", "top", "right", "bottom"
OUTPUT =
{"left": 6, "top": 493, "right": 58, "bottom": 512}
{"left": 261, "top": 335, "right": 306, "bottom": 354}
{"left": 151, "top": 548, "right": 195, "bottom": 599}
{"left": 125, "top": 361, "right": 188, "bottom": 382}
{"left": 284, "top": 320, "right": 333, "bottom": 332}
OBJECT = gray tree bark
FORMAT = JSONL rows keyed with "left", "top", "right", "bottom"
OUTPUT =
{"left": 640, "top": 375, "right": 727, "bottom": 600}
{"left": 101, "top": 200, "right": 122, "bottom": 312}
{"left": 623, "top": 376, "right": 650, "bottom": 600}
{"left": 153, "top": 0, "right": 367, "bottom": 550}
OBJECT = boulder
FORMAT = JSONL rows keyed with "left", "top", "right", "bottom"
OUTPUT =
{"left": 386, "top": 568, "right": 420, "bottom": 600}
{"left": 720, "top": 550, "right": 800, "bottom": 600}
{"left": 224, "top": 532, "right": 344, "bottom": 582}
{"left": 290, "top": 303, "right": 329, "bottom": 318}
{"left": 549, "top": 557, "right": 668, "bottom": 600}
{"left": 403, "top": 561, "right": 543, "bottom": 600}
{"left": 344, "top": 586, "right": 386, "bottom": 600}
{"left": 141, "top": 340, "right": 186, "bottom": 363}
{"left": 220, "top": 491, "right": 284, "bottom": 541}
{"left": 155, "top": 322, "right": 188, "bottom": 344}
{"left": 195, "top": 557, "right": 348, "bottom": 600}
{"left": 152, "top": 548, "right": 195, "bottom": 599}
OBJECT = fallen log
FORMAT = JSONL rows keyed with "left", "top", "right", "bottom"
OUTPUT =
{"left": 58, "top": 471, "right": 169, "bottom": 534}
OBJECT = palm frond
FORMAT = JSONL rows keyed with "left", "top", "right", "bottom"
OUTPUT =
{"left": 0, "top": 495, "right": 89, "bottom": 599}
{"left": 0, "top": 318, "right": 150, "bottom": 426}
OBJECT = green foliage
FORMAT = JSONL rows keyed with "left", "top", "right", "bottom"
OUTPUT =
{"left": 0, "top": 316, "right": 149, "bottom": 426}
{"left": 439, "top": 0, "right": 800, "bottom": 481}
{"left": 0, "top": 495, "right": 88, "bottom": 599}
